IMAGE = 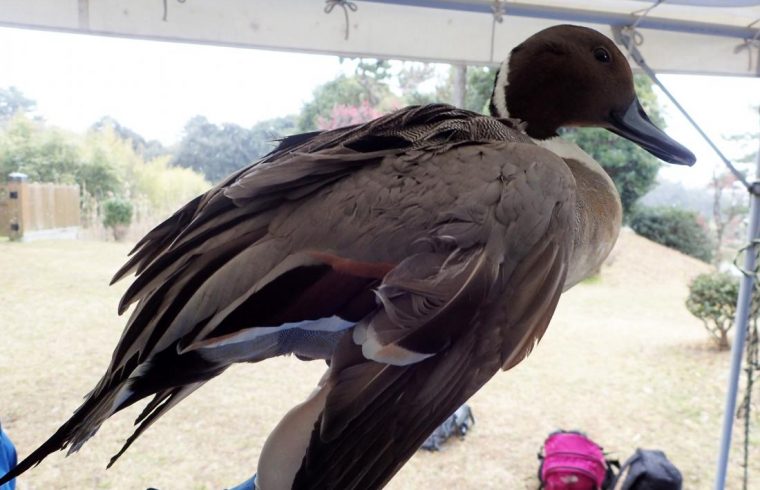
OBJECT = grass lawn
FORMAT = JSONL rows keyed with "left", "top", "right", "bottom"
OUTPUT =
{"left": 1, "top": 230, "right": 757, "bottom": 489}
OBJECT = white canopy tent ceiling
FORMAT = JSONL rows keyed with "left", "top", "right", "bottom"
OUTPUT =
{"left": 0, "top": 0, "right": 759, "bottom": 77}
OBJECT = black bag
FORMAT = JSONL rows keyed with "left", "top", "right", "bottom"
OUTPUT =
{"left": 611, "top": 449, "right": 682, "bottom": 490}
{"left": 420, "top": 404, "right": 475, "bottom": 451}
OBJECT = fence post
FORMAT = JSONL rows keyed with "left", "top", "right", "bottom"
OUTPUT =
{"left": 7, "top": 172, "right": 28, "bottom": 241}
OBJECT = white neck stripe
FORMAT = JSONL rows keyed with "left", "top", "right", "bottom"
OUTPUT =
{"left": 491, "top": 55, "right": 511, "bottom": 118}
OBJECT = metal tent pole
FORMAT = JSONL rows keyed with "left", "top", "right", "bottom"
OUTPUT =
{"left": 715, "top": 127, "right": 760, "bottom": 490}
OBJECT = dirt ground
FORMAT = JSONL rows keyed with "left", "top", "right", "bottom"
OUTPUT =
{"left": 1, "top": 229, "right": 757, "bottom": 489}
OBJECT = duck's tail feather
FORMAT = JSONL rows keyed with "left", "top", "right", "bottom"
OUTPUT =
{"left": 0, "top": 378, "right": 130, "bottom": 485}
{"left": 107, "top": 382, "right": 204, "bottom": 468}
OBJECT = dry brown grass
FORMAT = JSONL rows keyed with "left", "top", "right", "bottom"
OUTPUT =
{"left": 1, "top": 230, "right": 758, "bottom": 489}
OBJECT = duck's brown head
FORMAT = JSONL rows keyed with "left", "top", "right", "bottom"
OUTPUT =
{"left": 490, "top": 24, "right": 695, "bottom": 166}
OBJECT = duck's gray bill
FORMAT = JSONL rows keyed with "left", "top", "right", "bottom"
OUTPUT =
{"left": 607, "top": 98, "right": 696, "bottom": 166}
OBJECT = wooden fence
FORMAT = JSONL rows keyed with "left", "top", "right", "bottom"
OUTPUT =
{"left": 0, "top": 179, "right": 80, "bottom": 240}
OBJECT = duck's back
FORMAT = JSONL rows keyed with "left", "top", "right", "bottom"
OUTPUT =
{"left": 114, "top": 104, "right": 533, "bottom": 290}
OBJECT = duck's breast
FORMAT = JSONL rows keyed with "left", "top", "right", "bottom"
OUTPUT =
{"left": 532, "top": 137, "right": 623, "bottom": 288}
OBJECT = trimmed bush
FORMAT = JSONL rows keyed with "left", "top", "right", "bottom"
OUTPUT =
{"left": 102, "top": 197, "right": 133, "bottom": 241}
{"left": 686, "top": 272, "right": 747, "bottom": 349}
{"left": 630, "top": 206, "right": 713, "bottom": 263}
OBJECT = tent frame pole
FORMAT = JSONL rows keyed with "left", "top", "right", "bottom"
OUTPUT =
{"left": 715, "top": 132, "right": 760, "bottom": 490}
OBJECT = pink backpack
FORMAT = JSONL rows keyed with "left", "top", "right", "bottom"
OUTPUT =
{"left": 538, "top": 430, "right": 616, "bottom": 490}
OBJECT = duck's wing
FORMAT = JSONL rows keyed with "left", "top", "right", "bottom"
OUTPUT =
{"left": 0, "top": 105, "right": 530, "bottom": 484}
{"left": 291, "top": 142, "right": 576, "bottom": 490}
{"left": 110, "top": 104, "right": 506, "bottom": 306}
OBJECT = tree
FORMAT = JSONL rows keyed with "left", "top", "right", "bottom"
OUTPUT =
{"left": 463, "top": 66, "right": 497, "bottom": 113}
{"left": 0, "top": 109, "right": 210, "bottom": 234}
{"left": 355, "top": 59, "right": 392, "bottom": 106}
{"left": 298, "top": 61, "right": 399, "bottom": 132}
{"left": 561, "top": 75, "right": 663, "bottom": 217}
{"left": 708, "top": 122, "right": 758, "bottom": 263}
{"left": 129, "top": 156, "right": 209, "bottom": 218}
{"left": 0, "top": 115, "right": 148, "bottom": 200}
{"left": 299, "top": 60, "right": 496, "bottom": 135}
{"left": 249, "top": 115, "right": 299, "bottom": 155}
{"left": 432, "top": 66, "right": 497, "bottom": 113}
{"left": 0, "top": 116, "right": 82, "bottom": 185}
{"left": 173, "top": 116, "right": 254, "bottom": 183}
{"left": 0, "top": 86, "right": 36, "bottom": 123}
{"left": 82, "top": 126, "right": 209, "bottom": 224}
{"left": 173, "top": 115, "right": 298, "bottom": 182}
{"left": 79, "top": 127, "right": 136, "bottom": 200}
{"left": 91, "top": 116, "right": 168, "bottom": 161}
{"left": 316, "top": 101, "right": 384, "bottom": 130}
{"left": 298, "top": 76, "right": 371, "bottom": 132}
{"left": 398, "top": 62, "right": 437, "bottom": 106}
{"left": 710, "top": 171, "right": 747, "bottom": 264}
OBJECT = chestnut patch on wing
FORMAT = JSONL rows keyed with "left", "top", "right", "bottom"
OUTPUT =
{"left": 209, "top": 254, "right": 395, "bottom": 339}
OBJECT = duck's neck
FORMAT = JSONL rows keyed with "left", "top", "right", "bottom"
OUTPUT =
{"left": 532, "top": 137, "right": 623, "bottom": 288}
{"left": 489, "top": 56, "right": 562, "bottom": 139}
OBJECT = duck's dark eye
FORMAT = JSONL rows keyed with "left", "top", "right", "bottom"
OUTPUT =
{"left": 593, "top": 47, "right": 611, "bottom": 63}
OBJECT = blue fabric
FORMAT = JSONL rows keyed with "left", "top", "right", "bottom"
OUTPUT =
{"left": 227, "top": 474, "right": 256, "bottom": 490}
{"left": 0, "top": 425, "right": 17, "bottom": 490}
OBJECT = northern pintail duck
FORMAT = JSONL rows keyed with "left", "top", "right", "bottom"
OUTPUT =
{"left": 1, "top": 25, "right": 694, "bottom": 489}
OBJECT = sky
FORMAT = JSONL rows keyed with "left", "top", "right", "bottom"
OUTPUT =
{"left": 0, "top": 27, "right": 346, "bottom": 140}
{"left": 0, "top": 26, "right": 758, "bottom": 189}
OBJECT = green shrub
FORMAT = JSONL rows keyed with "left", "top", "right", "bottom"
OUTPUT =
{"left": 630, "top": 206, "right": 713, "bottom": 263}
{"left": 102, "top": 197, "right": 133, "bottom": 230}
{"left": 686, "top": 272, "right": 751, "bottom": 349}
